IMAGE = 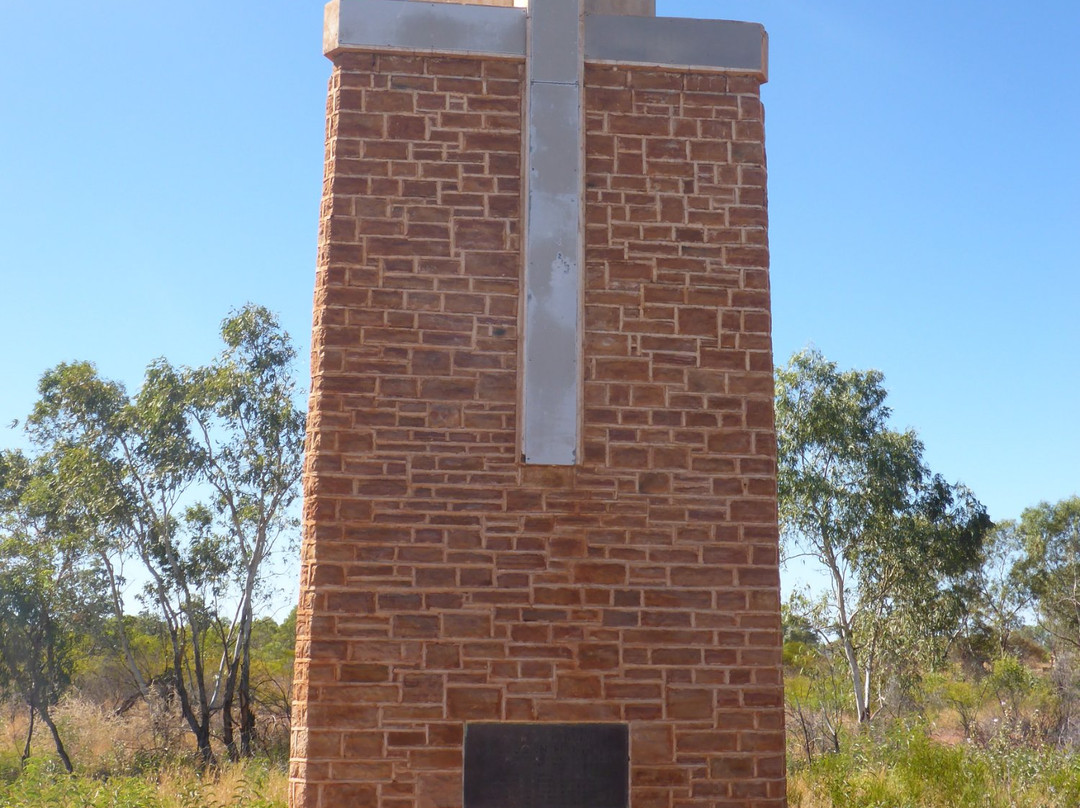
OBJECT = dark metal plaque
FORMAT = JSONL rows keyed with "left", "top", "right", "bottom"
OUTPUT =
{"left": 464, "top": 723, "right": 629, "bottom": 808}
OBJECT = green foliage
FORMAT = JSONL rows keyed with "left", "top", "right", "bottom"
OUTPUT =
{"left": 1, "top": 759, "right": 159, "bottom": 808}
{"left": 0, "top": 450, "right": 109, "bottom": 770}
{"left": 0, "top": 758, "right": 287, "bottom": 808}
{"left": 974, "top": 522, "right": 1030, "bottom": 655}
{"left": 790, "top": 722, "right": 1080, "bottom": 808}
{"left": 776, "top": 348, "right": 991, "bottom": 722}
{"left": 782, "top": 599, "right": 822, "bottom": 649}
{"left": 922, "top": 670, "right": 987, "bottom": 741}
{"left": 1016, "top": 497, "right": 1080, "bottom": 650}
{"left": 0, "top": 749, "right": 21, "bottom": 786}
{"left": 786, "top": 645, "right": 853, "bottom": 764}
{"left": 13, "top": 303, "right": 303, "bottom": 767}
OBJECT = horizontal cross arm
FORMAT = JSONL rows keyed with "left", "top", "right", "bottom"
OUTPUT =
{"left": 325, "top": 0, "right": 768, "bottom": 78}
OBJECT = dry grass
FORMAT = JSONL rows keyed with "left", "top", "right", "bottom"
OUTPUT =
{"left": 155, "top": 762, "right": 288, "bottom": 808}
{"left": 785, "top": 722, "right": 1080, "bottom": 808}
{"left": 54, "top": 696, "right": 165, "bottom": 774}
{"left": 0, "top": 696, "right": 287, "bottom": 808}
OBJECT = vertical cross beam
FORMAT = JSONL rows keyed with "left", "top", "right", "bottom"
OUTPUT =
{"left": 520, "top": 0, "right": 585, "bottom": 465}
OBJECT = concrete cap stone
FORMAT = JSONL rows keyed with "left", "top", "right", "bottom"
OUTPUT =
{"left": 326, "top": 0, "right": 767, "bottom": 79}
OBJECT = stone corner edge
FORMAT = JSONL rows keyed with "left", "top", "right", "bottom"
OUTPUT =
{"left": 323, "top": 0, "right": 342, "bottom": 58}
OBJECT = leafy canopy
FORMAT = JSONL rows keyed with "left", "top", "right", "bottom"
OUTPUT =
{"left": 776, "top": 349, "right": 990, "bottom": 719}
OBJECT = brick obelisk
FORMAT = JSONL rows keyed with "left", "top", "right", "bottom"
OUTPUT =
{"left": 292, "top": 1, "right": 785, "bottom": 806}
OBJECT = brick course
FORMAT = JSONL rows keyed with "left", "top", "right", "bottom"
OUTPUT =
{"left": 292, "top": 48, "right": 785, "bottom": 808}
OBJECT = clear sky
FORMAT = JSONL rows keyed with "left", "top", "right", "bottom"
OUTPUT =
{"left": 2, "top": 0, "right": 1077, "bottom": 540}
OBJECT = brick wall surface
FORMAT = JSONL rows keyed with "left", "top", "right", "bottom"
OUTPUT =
{"left": 291, "top": 50, "right": 785, "bottom": 808}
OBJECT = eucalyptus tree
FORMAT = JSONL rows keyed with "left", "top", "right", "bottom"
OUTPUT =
{"left": 28, "top": 357, "right": 221, "bottom": 765}
{"left": 0, "top": 450, "right": 105, "bottom": 772}
{"left": 1016, "top": 497, "right": 1080, "bottom": 652}
{"left": 967, "top": 521, "right": 1030, "bottom": 659}
{"left": 26, "top": 304, "right": 304, "bottom": 765}
{"left": 776, "top": 349, "right": 990, "bottom": 723}
{"left": 180, "top": 305, "right": 305, "bottom": 759}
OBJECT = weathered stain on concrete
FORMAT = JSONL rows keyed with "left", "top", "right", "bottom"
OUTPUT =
{"left": 326, "top": 0, "right": 526, "bottom": 58}
{"left": 586, "top": 14, "right": 768, "bottom": 78}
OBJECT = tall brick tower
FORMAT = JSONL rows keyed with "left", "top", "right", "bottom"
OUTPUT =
{"left": 292, "top": 0, "right": 785, "bottom": 806}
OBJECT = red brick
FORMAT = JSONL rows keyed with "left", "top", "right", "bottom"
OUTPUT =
{"left": 339, "top": 664, "right": 389, "bottom": 683}
{"left": 573, "top": 562, "right": 628, "bottom": 585}
{"left": 579, "top": 643, "right": 621, "bottom": 670}
{"left": 446, "top": 688, "right": 502, "bottom": 719}
{"left": 557, "top": 674, "right": 603, "bottom": 699}
{"left": 666, "top": 688, "right": 714, "bottom": 720}
{"left": 320, "top": 783, "right": 377, "bottom": 808}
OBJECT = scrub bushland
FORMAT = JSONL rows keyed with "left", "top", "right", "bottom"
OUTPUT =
{"left": 0, "top": 696, "right": 287, "bottom": 808}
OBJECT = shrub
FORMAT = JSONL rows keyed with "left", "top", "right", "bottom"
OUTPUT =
{"left": 790, "top": 720, "right": 1080, "bottom": 808}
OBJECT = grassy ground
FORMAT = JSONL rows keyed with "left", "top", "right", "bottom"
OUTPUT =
{"left": 0, "top": 698, "right": 287, "bottom": 808}
{"left": 788, "top": 725, "right": 1080, "bottom": 808}
{"left": 0, "top": 758, "right": 287, "bottom": 808}
{"left": 7, "top": 694, "right": 1080, "bottom": 806}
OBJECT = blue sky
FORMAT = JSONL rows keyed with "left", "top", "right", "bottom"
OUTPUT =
{"left": 2, "top": 0, "right": 1077, "bottom": 539}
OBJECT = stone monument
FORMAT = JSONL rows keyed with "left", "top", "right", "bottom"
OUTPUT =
{"left": 292, "top": 0, "right": 785, "bottom": 805}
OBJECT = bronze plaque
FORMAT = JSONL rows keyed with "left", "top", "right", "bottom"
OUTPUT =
{"left": 463, "top": 723, "right": 629, "bottom": 808}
